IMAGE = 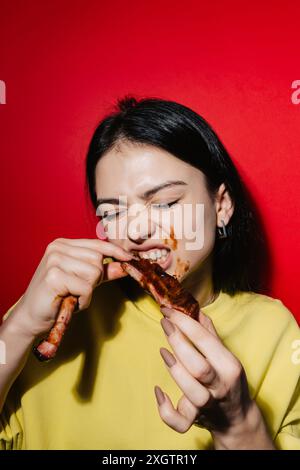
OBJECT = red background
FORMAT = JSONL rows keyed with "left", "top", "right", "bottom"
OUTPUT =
{"left": 0, "top": 0, "right": 299, "bottom": 321}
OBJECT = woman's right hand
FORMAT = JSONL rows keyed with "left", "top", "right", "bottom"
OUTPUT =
{"left": 15, "top": 238, "right": 133, "bottom": 338}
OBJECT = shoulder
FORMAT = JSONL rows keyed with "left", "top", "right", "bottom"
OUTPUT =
{"left": 227, "top": 290, "right": 298, "bottom": 326}
{"left": 216, "top": 290, "right": 299, "bottom": 346}
{"left": 217, "top": 291, "right": 299, "bottom": 391}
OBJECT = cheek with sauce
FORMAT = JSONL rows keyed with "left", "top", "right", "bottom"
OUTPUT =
{"left": 163, "top": 225, "right": 190, "bottom": 280}
{"left": 163, "top": 225, "right": 178, "bottom": 250}
{"left": 174, "top": 257, "right": 190, "bottom": 281}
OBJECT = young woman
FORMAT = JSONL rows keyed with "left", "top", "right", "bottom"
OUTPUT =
{"left": 0, "top": 97, "right": 299, "bottom": 450}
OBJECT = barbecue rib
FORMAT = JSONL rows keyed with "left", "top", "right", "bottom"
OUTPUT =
{"left": 33, "top": 295, "right": 78, "bottom": 361}
{"left": 33, "top": 258, "right": 198, "bottom": 362}
{"left": 121, "top": 258, "right": 199, "bottom": 320}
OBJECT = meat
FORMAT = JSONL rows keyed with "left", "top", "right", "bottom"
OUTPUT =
{"left": 33, "top": 295, "right": 78, "bottom": 361}
{"left": 33, "top": 258, "right": 198, "bottom": 362}
{"left": 121, "top": 258, "right": 199, "bottom": 320}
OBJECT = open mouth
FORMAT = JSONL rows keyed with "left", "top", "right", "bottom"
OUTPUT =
{"left": 132, "top": 247, "right": 172, "bottom": 270}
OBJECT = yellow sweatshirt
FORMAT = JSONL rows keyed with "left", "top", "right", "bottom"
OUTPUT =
{"left": 0, "top": 281, "right": 299, "bottom": 450}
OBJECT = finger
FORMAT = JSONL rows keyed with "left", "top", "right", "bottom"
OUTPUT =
{"left": 199, "top": 311, "right": 218, "bottom": 337}
{"left": 48, "top": 244, "right": 104, "bottom": 269}
{"left": 47, "top": 252, "right": 102, "bottom": 287}
{"left": 47, "top": 267, "right": 94, "bottom": 310}
{"left": 154, "top": 386, "right": 192, "bottom": 433}
{"left": 176, "top": 394, "right": 199, "bottom": 424}
{"left": 54, "top": 238, "right": 133, "bottom": 261}
{"left": 160, "top": 317, "right": 218, "bottom": 387}
{"left": 102, "top": 261, "right": 129, "bottom": 282}
{"left": 161, "top": 307, "right": 234, "bottom": 374}
{"left": 160, "top": 347, "right": 211, "bottom": 408}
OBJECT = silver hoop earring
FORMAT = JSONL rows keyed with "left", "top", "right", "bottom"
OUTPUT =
{"left": 217, "top": 219, "right": 228, "bottom": 239}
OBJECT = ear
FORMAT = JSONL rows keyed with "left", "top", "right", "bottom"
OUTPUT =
{"left": 214, "top": 183, "right": 235, "bottom": 227}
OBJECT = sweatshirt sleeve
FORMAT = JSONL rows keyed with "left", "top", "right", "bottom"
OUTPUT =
{"left": 266, "top": 305, "right": 300, "bottom": 450}
{"left": 248, "top": 298, "right": 300, "bottom": 450}
{"left": 274, "top": 371, "right": 300, "bottom": 449}
{"left": 1, "top": 299, "right": 25, "bottom": 450}
{"left": 0, "top": 391, "right": 24, "bottom": 450}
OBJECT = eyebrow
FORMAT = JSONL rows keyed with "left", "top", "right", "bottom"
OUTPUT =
{"left": 141, "top": 180, "right": 187, "bottom": 199}
{"left": 96, "top": 180, "right": 187, "bottom": 206}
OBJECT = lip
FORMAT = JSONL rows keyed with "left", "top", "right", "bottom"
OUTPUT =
{"left": 130, "top": 245, "right": 173, "bottom": 271}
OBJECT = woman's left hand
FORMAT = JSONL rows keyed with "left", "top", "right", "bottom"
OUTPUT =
{"left": 155, "top": 306, "right": 275, "bottom": 450}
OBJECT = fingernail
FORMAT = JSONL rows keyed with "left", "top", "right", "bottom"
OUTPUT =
{"left": 154, "top": 385, "right": 165, "bottom": 406}
{"left": 160, "top": 318, "right": 175, "bottom": 336}
{"left": 160, "top": 347, "right": 176, "bottom": 367}
{"left": 160, "top": 306, "right": 173, "bottom": 317}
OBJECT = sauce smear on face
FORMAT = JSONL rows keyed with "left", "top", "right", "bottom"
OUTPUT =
{"left": 164, "top": 226, "right": 178, "bottom": 250}
{"left": 174, "top": 257, "right": 190, "bottom": 281}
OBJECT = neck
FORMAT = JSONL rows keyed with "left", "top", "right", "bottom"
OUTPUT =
{"left": 181, "top": 254, "right": 217, "bottom": 308}
{"left": 119, "top": 254, "right": 218, "bottom": 309}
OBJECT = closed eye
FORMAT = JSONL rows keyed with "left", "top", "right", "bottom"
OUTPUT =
{"left": 151, "top": 199, "right": 180, "bottom": 210}
{"left": 100, "top": 209, "right": 126, "bottom": 221}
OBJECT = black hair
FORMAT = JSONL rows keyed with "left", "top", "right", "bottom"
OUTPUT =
{"left": 86, "top": 95, "right": 271, "bottom": 296}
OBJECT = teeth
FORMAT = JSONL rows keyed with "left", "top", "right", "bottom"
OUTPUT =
{"left": 139, "top": 248, "right": 169, "bottom": 262}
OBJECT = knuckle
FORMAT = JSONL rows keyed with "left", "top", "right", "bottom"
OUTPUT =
{"left": 87, "top": 266, "right": 103, "bottom": 286}
{"left": 194, "top": 390, "right": 210, "bottom": 408}
{"left": 45, "top": 266, "right": 61, "bottom": 284}
{"left": 93, "top": 252, "right": 103, "bottom": 265}
{"left": 45, "top": 239, "right": 63, "bottom": 254}
{"left": 45, "top": 242, "right": 55, "bottom": 255}
{"left": 78, "top": 296, "right": 90, "bottom": 310}
{"left": 160, "top": 408, "right": 174, "bottom": 423}
{"left": 91, "top": 265, "right": 102, "bottom": 279}
{"left": 83, "top": 282, "right": 93, "bottom": 297}
{"left": 214, "top": 382, "right": 229, "bottom": 399}
{"left": 95, "top": 268, "right": 104, "bottom": 285}
{"left": 178, "top": 422, "right": 191, "bottom": 434}
{"left": 46, "top": 251, "right": 60, "bottom": 268}
{"left": 195, "top": 363, "right": 211, "bottom": 382}
{"left": 227, "top": 360, "right": 243, "bottom": 383}
{"left": 79, "top": 286, "right": 93, "bottom": 309}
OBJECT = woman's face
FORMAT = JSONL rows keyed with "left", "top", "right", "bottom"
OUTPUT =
{"left": 95, "top": 140, "right": 234, "bottom": 282}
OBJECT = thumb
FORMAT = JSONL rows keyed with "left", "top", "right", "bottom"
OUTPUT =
{"left": 102, "top": 260, "right": 128, "bottom": 282}
{"left": 198, "top": 310, "right": 218, "bottom": 337}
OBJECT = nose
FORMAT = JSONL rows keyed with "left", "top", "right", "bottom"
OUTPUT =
{"left": 127, "top": 207, "right": 156, "bottom": 244}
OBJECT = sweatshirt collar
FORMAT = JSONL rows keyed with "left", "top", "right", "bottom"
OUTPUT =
{"left": 129, "top": 288, "right": 232, "bottom": 323}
